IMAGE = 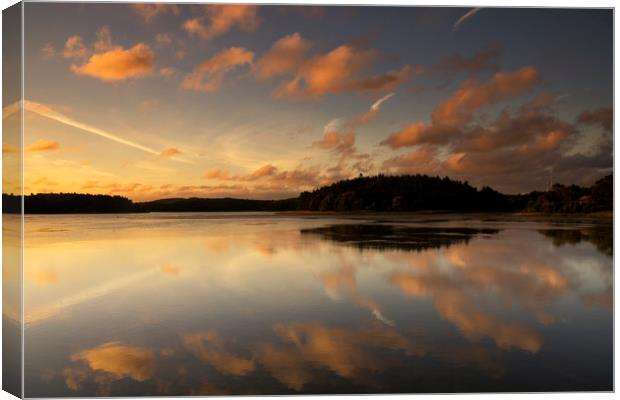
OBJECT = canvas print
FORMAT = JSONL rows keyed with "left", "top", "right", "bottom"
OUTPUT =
{"left": 1, "top": 2, "right": 614, "bottom": 397}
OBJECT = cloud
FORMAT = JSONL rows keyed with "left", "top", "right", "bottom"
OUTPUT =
{"left": 432, "top": 65, "right": 539, "bottom": 125}
{"left": 159, "top": 67, "right": 177, "bottom": 77}
{"left": 183, "top": 331, "right": 255, "bottom": 376}
{"left": 131, "top": 4, "right": 180, "bottom": 23}
{"left": 382, "top": 146, "right": 440, "bottom": 175}
{"left": 577, "top": 107, "right": 613, "bottom": 132}
{"left": 254, "top": 321, "right": 418, "bottom": 390}
{"left": 93, "top": 26, "right": 114, "bottom": 52}
{"left": 274, "top": 43, "right": 409, "bottom": 99}
{"left": 434, "top": 42, "right": 502, "bottom": 76}
{"left": 183, "top": 5, "right": 259, "bottom": 41}
{"left": 453, "top": 8, "right": 482, "bottom": 32}
{"left": 204, "top": 164, "right": 277, "bottom": 182}
{"left": 155, "top": 33, "right": 173, "bottom": 46}
{"left": 159, "top": 147, "right": 181, "bottom": 158}
{"left": 382, "top": 66, "right": 539, "bottom": 148}
{"left": 254, "top": 32, "right": 312, "bottom": 80}
{"left": 256, "top": 34, "right": 413, "bottom": 99}
{"left": 315, "top": 93, "right": 395, "bottom": 155}
{"left": 71, "top": 43, "right": 154, "bottom": 81}
{"left": 26, "top": 139, "right": 60, "bottom": 152}
{"left": 181, "top": 47, "right": 254, "bottom": 93}
{"left": 63, "top": 36, "right": 88, "bottom": 59}
{"left": 71, "top": 342, "right": 155, "bottom": 382}
{"left": 64, "top": 27, "right": 154, "bottom": 82}
{"left": 383, "top": 106, "right": 608, "bottom": 194}
{"left": 19, "top": 100, "right": 193, "bottom": 163}
{"left": 203, "top": 164, "right": 325, "bottom": 195}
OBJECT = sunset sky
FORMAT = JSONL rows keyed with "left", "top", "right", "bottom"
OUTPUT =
{"left": 3, "top": 4, "right": 613, "bottom": 200}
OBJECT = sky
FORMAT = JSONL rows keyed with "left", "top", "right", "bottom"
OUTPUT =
{"left": 2, "top": 4, "right": 613, "bottom": 200}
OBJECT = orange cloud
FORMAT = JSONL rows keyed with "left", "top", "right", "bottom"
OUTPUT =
{"left": 314, "top": 93, "right": 394, "bottom": 163}
{"left": 382, "top": 66, "right": 540, "bottom": 149}
{"left": 204, "top": 164, "right": 277, "bottom": 182}
{"left": 183, "top": 331, "right": 255, "bottom": 376}
{"left": 577, "top": 107, "right": 613, "bottom": 132}
{"left": 26, "top": 139, "right": 60, "bottom": 152}
{"left": 71, "top": 341, "right": 155, "bottom": 382}
{"left": 204, "top": 169, "right": 231, "bottom": 180}
{"left": 382, "top": 145, "right": 440, "bottom": 175}
{"left": 159, "top": 147, "right": 181, "bottom": 158}
{"left": 71, "top": 43, "right": 154, "bottom": 81}
{"left": 390, "top": 272, "right": 543, "bottom": 353}
{"left": 181, "top": 47, "right": 254, "bottom": 93}
{"left": 63, "top": 35, "right": 88, "bottom": 59}
{"left": 131, "top": 4, "right": 180, "bottom": 23}
{"left": 432, "top": 66, "right": 539, "bottom": 126}
{"left": 274, "top": 44, "right": 378, "bottom": 99}
{"left": 254, "top": 321, "right": 418, "bottom": 390}
{"left": 255, "top": 32, "right": 312, "bottom": 80}
{"left": 183, "top": 5, "right": 259, "bottom": 41}
{"left": 248, "top": 164, "right": 277, "bottom": 179}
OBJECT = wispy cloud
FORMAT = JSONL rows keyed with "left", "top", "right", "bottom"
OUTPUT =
{"left": 453, "top": 8, "right": 482, "bottom": 32}
{"left": 3, "top": 101, "right": 193, "bottom": 164}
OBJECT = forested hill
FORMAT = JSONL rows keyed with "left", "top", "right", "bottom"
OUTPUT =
{"left": 2, "top": 173, "right": 612, "bottom": 214}
{"left": 297, "top": 174, "right": 511, "bottom": 212}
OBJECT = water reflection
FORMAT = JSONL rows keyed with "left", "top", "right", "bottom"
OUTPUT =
{"left": 23, "top": 214, "right": 612, "bottom": 395}
{"left": 301, "top": 224, "right": 500, "bottom": 251}
{"left": 539, "top": 225, "right": 613, "bottom": 256}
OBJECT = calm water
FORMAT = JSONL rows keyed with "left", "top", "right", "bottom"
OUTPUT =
{"left": 22, "top": 213, "right": 612, "bottom": 396}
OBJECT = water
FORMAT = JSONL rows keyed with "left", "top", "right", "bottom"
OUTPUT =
{"left": 21, "top": 213, "right": 612, "bottom": 396}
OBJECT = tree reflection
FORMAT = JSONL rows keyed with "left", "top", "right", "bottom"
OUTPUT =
{"left": 300, "top": 224, "right": 500, "bottom": 252}
{"left": 538, "top": 225, "right": 612, "bottom": 256}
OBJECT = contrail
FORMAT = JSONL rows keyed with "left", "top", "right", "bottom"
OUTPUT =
{"left": 3, "top": 100, "right": 194, "bottom": 164}
{"left": 370, "top": 92, "right": 395, "bottom": 112}
{"left": 453, "top": 8, "right": 482, "bottom": 32}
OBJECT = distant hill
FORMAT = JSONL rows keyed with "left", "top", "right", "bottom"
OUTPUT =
{"left": 134, "top": 197, "right": 298, "bottom": 212}
{"left": 2, "top": 173, "right": 612, "bottom": 214}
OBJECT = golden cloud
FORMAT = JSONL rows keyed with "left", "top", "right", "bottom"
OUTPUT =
{"left": 159, "top": 147, "right": 181, "bottom": 158}
{"left": 183, "top": 331, "right": 255, "bottom": 376}
{"left": 131, "top": 4, "right": 180, "bottom": 23}
{"left": 71, "top": 43, "right": 154, "bottom": 81}
{"left": 71, "top": 341, "right": 155, "bottom": 382}
{"left": 26, "top": 139, "right": 60, "bottom": 152}
{"left": 183, "top": 5, "right": 259, "bottom": 40}
{"left": 382, "top": 66, "right": 540, "bottom": 149}
{"left": 255, "top": 32, "right": 312, "bottom": 80}
{"left": 181, "top": 47, "right": 254, "bottom": 93}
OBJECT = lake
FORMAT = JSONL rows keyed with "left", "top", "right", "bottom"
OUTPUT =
{"left": 21, "top": 212, "right": 613, "bottom": 396}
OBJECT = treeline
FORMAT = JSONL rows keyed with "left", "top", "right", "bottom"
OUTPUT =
{"left": 3, "top": 193, "right": 134, "bottom": 214}
{"left": 522, "top": 174, "right": 612, "bottom": 213}
{"left": 1, "top": 193, "right": 297, "bottom": 214}
{"left": 1, "top": 173, "right": 612, "bottom": 214}
{"left": 298, "top": 174, "right": 516, "bottom": 212}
